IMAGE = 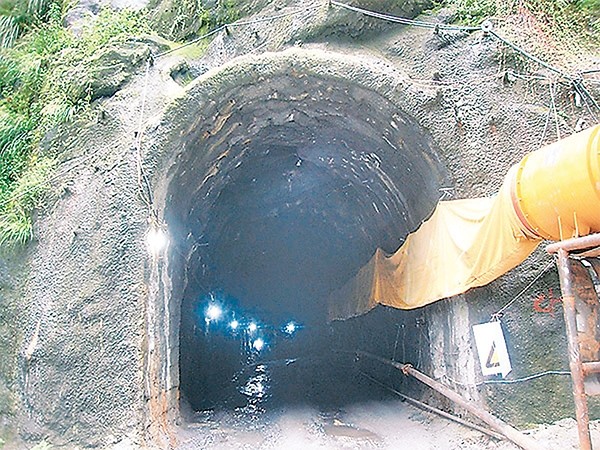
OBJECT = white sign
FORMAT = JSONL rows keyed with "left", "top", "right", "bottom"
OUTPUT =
{"left": 473, "top": 321, "right": 512, "bottom": 378}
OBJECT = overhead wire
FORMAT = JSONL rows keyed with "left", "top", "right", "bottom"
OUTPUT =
{"left": 485, "top": 29, "right": 569, "bottom": 80}
{"left": 134, "top": 58, "right": 156, "bottom": 220}
{"left": 549, "top": 82, "right": 562, "bottom": 140}
{"left": 490, "top": 260, "right": 555, "bottom": 320}
{"left": 3, "top": 0, "right": 599, "bottom": 238}
{"left": 573, "top": 81, "right": 599, "bottom": 123}
{"left": 575, "top": 80, "right": 600, "bottom": 115}
{"left": 329, "top": 1, "right": 600, "bottom": 120}
{"left": 330, "top": 0, "right": 481, "bottom": 32}
{"left": 154, "top": 4, "right": 323, "bottom": 58}
{"left": 538, "top": 99, "right": 552, "bottom": 145}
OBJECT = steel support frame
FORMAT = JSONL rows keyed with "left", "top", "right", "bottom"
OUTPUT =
{"left": 548, "top": 234, "right": 600, "bottom": 450}
{"left": 557, "top": 248, "right": 593, "bottom": 450}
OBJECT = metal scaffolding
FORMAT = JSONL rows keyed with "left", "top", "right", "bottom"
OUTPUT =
{"left": 547, "top": 233, "right": 600, "bottom": 450}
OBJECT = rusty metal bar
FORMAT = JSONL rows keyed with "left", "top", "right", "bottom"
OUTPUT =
{"left": 354, "top": 350, "right": 546, "bottom": 450}
{"left": 557, "top": 248, "right": 593, "bottom": 450}
{"left": 546, "top": 233, "right": 600, "bottom": 254}
{"left": 359, "top": 371, "right": 506, "bottom": 441}
{"left": 582, "top": 361, "right": 600, "bottom": 375}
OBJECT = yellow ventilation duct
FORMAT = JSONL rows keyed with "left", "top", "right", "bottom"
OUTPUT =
{"left": 511, "top": 124, "right": 600, "bottom": 240}
{"left": 329, "top": 124, "right": 600, "bottom": 320}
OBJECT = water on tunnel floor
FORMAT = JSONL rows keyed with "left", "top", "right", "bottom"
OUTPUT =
{"left": 176, "top": 396, "right": 496, "bottom": 450}
{"left": 177, "top": 306, "right": 438, "bottom": 449}
{"left": 179, "top": 298, "right": 427, "bottom": 412}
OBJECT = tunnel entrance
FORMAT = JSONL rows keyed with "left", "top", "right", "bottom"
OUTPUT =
{"left": 162, "top": 71, "right": 448, "bottom": 415}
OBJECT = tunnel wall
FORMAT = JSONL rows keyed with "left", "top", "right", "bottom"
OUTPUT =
{"left": 0, "top": 16, "right": 597, "bottom": 446}
{"left": 133, "top": 45, "right": 600, "bottom": 428}
{"left": 146, "top": 47, "right": 526, "bottom": 426}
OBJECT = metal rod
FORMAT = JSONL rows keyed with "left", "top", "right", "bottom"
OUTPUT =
{"left": 582, "top": 361, "right": 600, "bottom": 375}
{"left": 359, "top": 371, "right": 506, "bottom": 441}
{"left": 354, "top": 350, "right": 546, "bottom": 450}
{"left": 546, "top": 233, "right": 600, "bottom": 254}
{"left": 557, "top": 248, "right": 593, "bottom": 450}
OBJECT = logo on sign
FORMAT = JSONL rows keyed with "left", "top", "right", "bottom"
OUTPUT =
{"left": 486, "top": 341, "right": 500, "bottom": 369}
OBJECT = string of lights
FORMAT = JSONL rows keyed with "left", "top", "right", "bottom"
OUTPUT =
{"left": 200, "top": 295, "right": 303, "bottom": 353}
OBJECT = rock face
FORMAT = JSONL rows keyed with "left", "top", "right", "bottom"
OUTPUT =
{"left": 1, "top": 0, "right": 598, "bottom": 448}
{"left": 65, "top": 0, "right": 150, "bottom": 35}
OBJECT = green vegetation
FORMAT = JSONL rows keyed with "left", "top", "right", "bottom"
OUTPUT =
{"left": 0, "top": 0, "right": 56, "bottom": 47}
{"left": 0, "top": 2, "right": 151, "bottom": 247}
{"left": 0, "top": 0, "right": 592, "bottom": 247}
{"left": 448, "top": 0, "right": 599, "bottom": 46}
{"left": 0, "top": 0, "right": 241, "bottom": 247}
{"left": 149, "top": 0, "right": 240, "bottom": 41}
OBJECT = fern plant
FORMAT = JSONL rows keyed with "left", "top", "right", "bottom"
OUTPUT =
{"left": 0, "top": 0, "right": 56, "bottom": 48}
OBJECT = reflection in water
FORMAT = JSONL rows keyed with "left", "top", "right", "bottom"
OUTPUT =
{"left": 238, "top": 364, "right": 271, "bottom": 414}
{"left": 180, "top": 298, "right": 427, "bottom": 412}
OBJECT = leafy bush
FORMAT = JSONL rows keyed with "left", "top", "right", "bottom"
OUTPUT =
{"left": 0, "top": 4, "right": 151, "bottom": 246}
{"left": 0, "top": 0, "right": 238, "bottom": 247}
{"left": 0, "top": 0, "right": 58, "bottom": 48}
{"left": 448, "top": 0, "right": 599, "bottom": 46}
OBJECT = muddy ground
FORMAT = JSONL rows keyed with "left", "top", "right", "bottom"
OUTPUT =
{"left": 176, "top": 400, "right": 598, "bottom": 449}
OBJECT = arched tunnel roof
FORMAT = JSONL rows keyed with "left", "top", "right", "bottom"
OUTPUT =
{"left": 155, "top": 50, "right": 449, "bottom": 325}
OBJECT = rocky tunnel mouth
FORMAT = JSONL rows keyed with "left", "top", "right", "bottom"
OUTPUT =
{"left": 162, "top": 71, "right": 449, "bottom": 414}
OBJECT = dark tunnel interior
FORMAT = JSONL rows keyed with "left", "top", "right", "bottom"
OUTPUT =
{"left": 163, "top": 74, "right": 449, "bottom": 413}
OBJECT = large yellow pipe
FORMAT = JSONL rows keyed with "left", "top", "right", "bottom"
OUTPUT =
{"left": 329, "top": 125, "right": 600, "bottom": 319}
{"left": 511, "top": 124, "right": 600, "bottom": 241}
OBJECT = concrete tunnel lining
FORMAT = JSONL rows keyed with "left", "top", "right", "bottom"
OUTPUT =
{"left": 150, "top": 55, "right": 451, "bottom": 413}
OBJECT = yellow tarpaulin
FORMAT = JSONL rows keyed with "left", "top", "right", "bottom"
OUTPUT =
{"left": 329, "top": 124, "right": 600, "bottom": 320}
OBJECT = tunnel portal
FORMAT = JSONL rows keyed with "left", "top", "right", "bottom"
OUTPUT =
{"left": 162, "top": 72, "right": 449, "bottom": 412}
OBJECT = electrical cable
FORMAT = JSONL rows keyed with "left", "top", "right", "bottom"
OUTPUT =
{"left": 154, "top": 4, "right": 322, "bottom": 58}
{"left": 4, "top": 1, "right": 599, "bottom": 239}
{"left": 491, "top": 260, "right": 555, "bottom": 320}
{"left": 538, "top": 99, "right": 551, "bottom": 146}
{"left": 330, "top": 1, "right": 481, "bottom": 32}
{"left": 549, "top": 82, "right": 562, "bottom": 140}
{"left": 573, "top": 81, "right": 599, "bottom": 123}
{"left": 134, "top": 58, "right": 156, "bottom": 220}
{"left": 486, "top": 30, "right": 570, "bottom": 80}
{"left": 154, "top": 26, "right": 227, "bottom": 58}
{"left": 575, "top": 80, "right": 600, "bottom": 115}
{"left": 330, "top": 0, "right": 593, "bottom": 97}
{"left": 483, "top": 370, "right": 570, "bottom": 384}
{"left": 443, "top": 369, "right": 571, "bottom": 387}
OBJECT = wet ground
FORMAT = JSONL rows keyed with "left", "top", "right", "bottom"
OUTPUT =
{"left": 176, "top": 398, "right": 495, "bottom": 449}
{"left": 176, "top": 353, "right": 493, "bottom": 450}
{"left": 175, "top": 353, "right": 600, "bottom": 450}
{"left": 175, "top": 311, "right": 600, "bottom": 450}
{"left": 176, "top": 398, "right": 600, "bottom": 450}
